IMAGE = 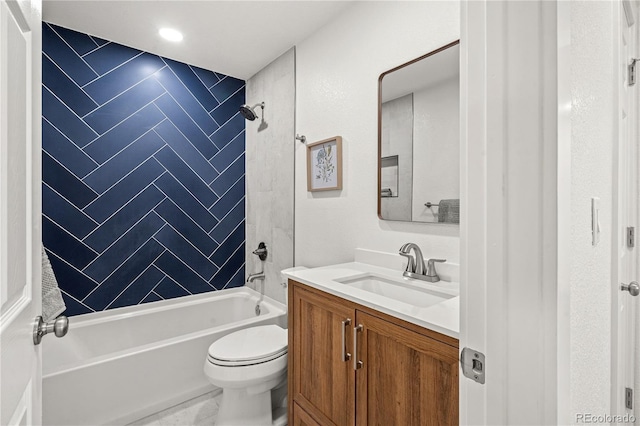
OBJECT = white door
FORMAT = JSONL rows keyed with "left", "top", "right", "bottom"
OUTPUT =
{"left": 616, "top": 0, "right": 639, "bottom": 420}
{"left": 460, "top": 1, "right": 560, "bottom": 424}
{"left": 0, "top": 0, "right": 42, "bottom": 424}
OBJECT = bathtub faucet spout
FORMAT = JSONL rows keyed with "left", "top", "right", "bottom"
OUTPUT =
{"left": 247, "top": 272, "right": 265, "bottom": 283}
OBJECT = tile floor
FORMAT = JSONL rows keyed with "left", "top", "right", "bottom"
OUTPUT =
{"left": 128, "top": 391, "right": 222, "bottom": 426}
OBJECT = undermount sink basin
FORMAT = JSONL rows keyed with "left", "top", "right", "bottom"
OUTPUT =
{"left": 335, "top": 274, "right": 454, "bottom": 308}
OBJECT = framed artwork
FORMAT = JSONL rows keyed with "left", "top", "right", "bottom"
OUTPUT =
{"left": 306, "top": 136, "right": 343, "bottom": 192}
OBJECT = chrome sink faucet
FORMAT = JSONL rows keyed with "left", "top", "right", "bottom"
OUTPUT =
{"left": 399, "top": 243, "right": 426, "bottom": 276}
{"left": 399, "top": 243, "right": 446, "bottom": 282}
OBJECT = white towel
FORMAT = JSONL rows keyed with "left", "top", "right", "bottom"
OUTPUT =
{"left": 42, "top": 246, "right": 66, "bottom": 322}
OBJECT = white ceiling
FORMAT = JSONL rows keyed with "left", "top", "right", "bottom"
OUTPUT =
{"left": 43, "top": 1, "right": 354, "bottom": 80}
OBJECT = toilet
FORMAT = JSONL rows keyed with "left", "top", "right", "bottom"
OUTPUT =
{"left": 204, "top": 324, "right": 288, "bottom": 426}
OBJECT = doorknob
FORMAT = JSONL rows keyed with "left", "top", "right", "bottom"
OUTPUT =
{"left": 621, "top": 281, "right": 640, "bottom": 296}
{"left": 33, "top": 315, "right": 69, "bottom": 345}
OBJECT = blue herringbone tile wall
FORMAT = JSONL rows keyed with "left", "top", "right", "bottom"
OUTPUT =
{"left": 42, "top": 23, "right": 246, "bottom": 315}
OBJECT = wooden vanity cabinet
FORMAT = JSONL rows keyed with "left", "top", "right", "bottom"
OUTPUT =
{"left": 288, "top": 280, "right": 459, "bottom": 426}
{"left": 289, "top": 281, "right": 356, "bottom": 425}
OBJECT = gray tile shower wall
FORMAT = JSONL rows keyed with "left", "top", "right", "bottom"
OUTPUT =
{"left": 42, "top": 23, "right": 246, "bottom": 315}
{"left": 245, "top": 48, "right": 295, "bottom": 304}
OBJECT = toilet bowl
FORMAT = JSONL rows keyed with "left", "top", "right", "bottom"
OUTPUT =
{"left": 204, "top": 324, "right": 288, "bottom": 426}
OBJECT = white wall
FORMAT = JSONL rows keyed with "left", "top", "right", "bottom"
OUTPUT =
{"left": 295, "top": 1, "right": 460, "bottom": 268}
{"left": 245, "top": 48, "right": 295, "bottom": 304}
{"left": 412, "top": 77, "right": 460, "bottom": 222}
{"left": 569, "top": 0, "right": 615, "bottom": 418}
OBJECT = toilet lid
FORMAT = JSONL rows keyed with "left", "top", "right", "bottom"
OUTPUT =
{"left": 207, "top": 325, "right": 287, "bottom": 366}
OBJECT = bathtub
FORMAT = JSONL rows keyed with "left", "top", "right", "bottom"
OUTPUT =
{"left": 42, "top": 286, "right": 287, "bottom": 426}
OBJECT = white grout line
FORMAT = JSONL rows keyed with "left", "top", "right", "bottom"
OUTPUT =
{"left": 208, "top": 76, "right": 225, "bottom": 104}
{"left": 81, "top": 234, "right": 166, "bottom": 304}
{"left": 80, "top": 206, "right": 166, "bottom": 276}
{"left": 42, "top": 50, "right": 100, "bottom": 106}
{"left": 208, "top": 219, "right": 245, "bottom": 264}
{"left": 150, "top": 291, "right": 164, "bottom": 300}
{"left": 208, "top": 148, "right": 244, "bottom": 186}
{"left": 208, "top": 196, "right": 244, "bottom": 233}
{"left": 207, "top": 127, "right": 245, "bottom": 165}
{"left": 103, "top": 253, "right": 166, "bottom": 310}
{"left": 80, "top": 178, "right": 167, "bottom": 245}
{"left": 43, "top": 150, "right": 99, "bottom": 197}
{"left": 151, "top": 265, "right": 194, "bottom": 296}
{"left": 138, "top": 268, "right": 166, "bottom": 303}
{"left": 82, "top": 120, "right": 168, "bottom": 180}
{"left": 81, "top": 92, "right": 168, "bottom": 153}
{"left": 80, "top": 39, "right": 106, "bottom": 57}
{"left": 212, "top": 241, "right": 245, "bottom": 280}
{"left": 161, "top": 62, "right": 219, "bottom": 128}
{"left": 60, "top": 288, "right": 96, "bottom": 313}
{"left": 81, "top": 157, "right": 164, "bottom": 213}
{"left": 154, "top": 76, "right": 220, "bottom": 148}
{"left": 43, "top": 213, "right": 100, "bottom": 255}
{"left": 209, "top": 130, "right": 246, "bottom": 180}
{"left": 220, "top": 263, "right": 245, "bottom": 290}
{"left": 154, "top": 113, "right": 219, "bottom": 175}
{"left": 209, "top": 173, "right": 245, "bottom": 212}
{"left": 42, "top": 116, "right": 100, "bottom": 169}
{"left": 152, "top": 184, "right": 214, "bottom": 236}
{"left": 189, "top": 63, "right": 221, "bottom": 88}
{"left": 80, "top": 69, "right": 167, "bottom": 119}
{"left": 43, "top": 182, "right": 100, "bottom": 226}
{"left": 79, "top": 50, "right": 146, "bottom": 90}
{"left": 160, "top": 219, "right": 215, "bottom": 259}
{"left": 44, "top": 248, "right": 100, "bottom": 286}
{"left": 153, "top": 236, "right": 216, "bottom": 283}
{"left": 47, "top": 23, "right": 102, "bottom": 77}
{"left": 207, "top": 84, "right": 245, "bottom": 115}
{"left": 156, "top": 143, "right": 217, "bottom": 191}
{"left": 207, "top": 110, "right": 244, "bottom": 143}
{"left": 150, "top": 164, "right": 219, "bottom": 213}
{"left": 42, "top": 85, "right": 100, "bottom": 139}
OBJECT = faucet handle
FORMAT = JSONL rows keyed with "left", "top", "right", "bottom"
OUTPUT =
{"left": 426, "top": 259, "right": 446, "bottom": 276}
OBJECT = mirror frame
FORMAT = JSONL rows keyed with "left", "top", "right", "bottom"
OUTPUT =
{"left": 377, "top": 39, "right": 460, "bottom": 222}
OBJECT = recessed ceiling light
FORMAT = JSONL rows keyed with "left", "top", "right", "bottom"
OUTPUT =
{"left": 159, "top": 28, "right": 183, "bottom": 42}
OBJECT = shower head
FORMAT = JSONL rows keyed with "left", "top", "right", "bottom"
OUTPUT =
{"left": 239, "top": 102, "right": 265, "bottom": 121}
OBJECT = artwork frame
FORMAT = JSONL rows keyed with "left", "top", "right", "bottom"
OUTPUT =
{"left": 306, "top": 136, "right": 343, "bottom": 192}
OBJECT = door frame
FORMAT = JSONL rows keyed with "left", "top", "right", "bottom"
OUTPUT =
{"left": 460, "top": 1, "right": 561, "bottom": 423}
{"left": 612, "top": 0, "right": 639, "bottom": 418}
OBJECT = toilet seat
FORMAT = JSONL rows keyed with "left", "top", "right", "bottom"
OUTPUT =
{"left": 207, "top": 325, "right": 287, "bottom": 367}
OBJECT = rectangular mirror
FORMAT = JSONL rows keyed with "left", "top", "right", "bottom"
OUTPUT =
{"left": 378, "top": 40, "right": 460, "bottom": 223}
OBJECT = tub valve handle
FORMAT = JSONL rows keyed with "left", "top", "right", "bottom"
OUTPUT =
{"left": 252, "top": 242, "right": 268, "bottom": 261}
{"left": 33, "top": 315, "right": 69, "bottom": 345}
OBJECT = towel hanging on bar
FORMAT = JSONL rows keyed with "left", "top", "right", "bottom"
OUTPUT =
{"left": 42, "top": 246, "right": 66, "bottom": 322}
{"left": 437, "top": 199, "right": 460, "bottom": 224}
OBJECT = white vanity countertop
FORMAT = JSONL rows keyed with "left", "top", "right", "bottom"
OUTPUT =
{"left": 282, "top": 261, "right": 459, "bottom": 339}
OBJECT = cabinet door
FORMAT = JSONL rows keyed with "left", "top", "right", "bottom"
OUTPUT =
{"left": 292, "top": 402, "right": 322, "bottom": 426}
{"left": 354, "top": 311, "right": 459, "bottom": 426}
{"left": 290, "top": 284, "right": 356, "bottom": 425}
